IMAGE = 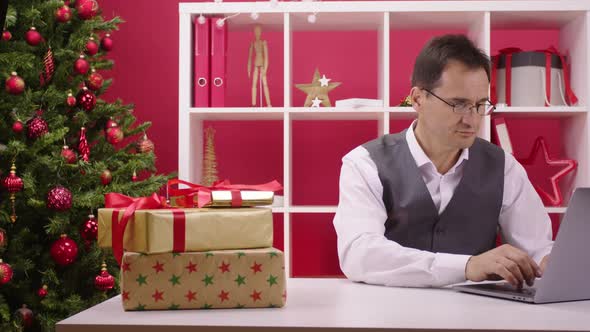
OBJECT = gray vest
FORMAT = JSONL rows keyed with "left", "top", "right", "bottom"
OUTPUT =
{"left": 363, "top": 130, "right": 504, "bottom": 255}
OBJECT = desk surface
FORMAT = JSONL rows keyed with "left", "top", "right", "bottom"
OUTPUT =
{"left": 57, "top": 278, "right": 590, "bottom": 332}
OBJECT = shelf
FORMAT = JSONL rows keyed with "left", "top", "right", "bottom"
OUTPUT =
{"left": 289, "top": 108, "right": 385, "bottom": 120}
{"left": 179, "top": 1, "right": 590, "bottom": 15}
{"left": 390, "top": 11, "right": 482, "bottom": 30}
{"left": 285, "top": 206, "right": 565, "bottom": 214}
{"left": 492, "top": 106, "right": 587, "bottom": 117}
{"left": 491, "top": 11, "right": 584, "bottom": 29}
{"left": 189, "top": 108, "right": 284, "bottom": 120}
{"left": 289, "top": 206, "right": 338, "bottom": 213}
{"left": 290, "top": 12, "right": 384, "bottom": 31}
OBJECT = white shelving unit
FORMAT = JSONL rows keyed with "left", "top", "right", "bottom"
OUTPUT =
{"left": 179, "top": 1, "right": 590, "bottom": 277}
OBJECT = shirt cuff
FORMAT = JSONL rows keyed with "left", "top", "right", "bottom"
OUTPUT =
{"left": 532, "top": 245, "right": 553, "bottom": 265}
{"left": 432, "top": 253, "right": 471, "bottom": 286}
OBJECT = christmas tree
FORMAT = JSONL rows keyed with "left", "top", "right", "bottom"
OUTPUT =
{"left": 0, "top": 1, "right": 170, "bottom": 330}
{"left": 202, "top": 126, "right": 219, "bottom": 187}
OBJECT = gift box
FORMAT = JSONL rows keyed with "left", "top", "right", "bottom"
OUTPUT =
{"left": 120, "top": 248, "right": 287, "bottom": 310}
{"left": 98, "top": 207, "right": 273, "bottom": 255}
{"left": 170, "top": 190, "right": 275, "bottom": 208}
{"left": 491, "top": 47, "right": 578, "bottom": 107}
{"left": 167, "top": 179, "right": 282, "bottom": 208}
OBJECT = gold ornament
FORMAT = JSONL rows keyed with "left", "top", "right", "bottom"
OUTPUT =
{"left": 295, "top": 68, "right": 341, "bottom": 107}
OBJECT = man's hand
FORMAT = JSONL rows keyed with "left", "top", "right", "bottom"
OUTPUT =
{"left": 465, "top": 244, "right": 542, "bottom": 287}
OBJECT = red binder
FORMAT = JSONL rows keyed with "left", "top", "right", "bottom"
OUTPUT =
{"left": 193, "top": 16, "right": 210, "bottom": 107}
{"left": 210, "top": 17, "right": 228, "bottom": 107}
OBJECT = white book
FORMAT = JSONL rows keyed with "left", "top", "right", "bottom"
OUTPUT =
{"left": 335, "top": 98, "right": 383, "bottom": 108}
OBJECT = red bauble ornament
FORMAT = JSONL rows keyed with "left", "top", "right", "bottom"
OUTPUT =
{"left": 15, "top": 305, "right": 33, "bottom": 329}
{"left": 105, "top": 118, "right": 118, "bottom": 129}
{"left": 86, "top": 70, "right": 103, "bottom": 90}
{"left": 80, "top": 214, "right": 98, "bottom": 244}
{"left": 100, "top": 169, "right": 112, "bottom": 186}
{"left": 38, "top": 285, "right": 48, "bottom": 298}
{"left": 85, "top": 37, "right": 99, "bottom": 56}
{"left": 74, "top": 55, "right": 90, "bottom": 75}
{"left": 137, "top": 134, "right": 154, "bottom": 154}
{"left": 95, "top": 262, "right": 115, "bottom": 291}
{"left": 50, "top": 234, "right": 78, "bottom": 266}
{"left": 73, "top": 55, "right": 90, "bottom": 75}
{"left": 5, "top": 72, "right": 25, "bottom": 95}
{"left": 106, "top": 126, "right": 124, "bottom": 145}
{"left": 131, "top": 170, "right": 138, "bottom": 182}
{"left": 3, "top": 164, "right": 24, "bottom": 194}
{"left": 66, "top": 92, "right": 76, "bottom": 107}
{"left": 46, "top": 186, "right": 72, "bottom": 211}
{"left": 12, "top": 120, "right": 24, "bottom": 134}
{"left": 61, "top": 145, "right": 77, "bottom": 164}
{"left": 76, "top": 87, "right": 96, "bottom": 111}
{"left": 25, "top": 27, "right": 42, "bottom": 46}
{"left": 77, "top": 0, "right": 99, "bottom": 20}
{"left": 0, "top": 228, "right": 7, "bottom": 249}
{"left": 26, "top": 116, "right": 49, "bottom": 139}
{"left": 55, "top": 5, "right": 72, "bottom": 23}
{"left": 0, "top": 259, "right": 13, "bottom": 284}
{"left": 101, "top": 33, "right": 113, "bottom": 52}
{"left": 3, "top": 163, "right": 23, "bottom": 223}
{"left": 2, "top": 30, "right": 11, "bottom": 41}
{"left": 78, "top": 127, "right": 90, "bottom": 162}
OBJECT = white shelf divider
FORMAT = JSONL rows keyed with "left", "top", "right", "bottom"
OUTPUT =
{"left": 178, "top": 11, "right": 193, "bottom": 183}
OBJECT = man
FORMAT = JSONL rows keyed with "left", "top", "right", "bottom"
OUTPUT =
{"left": 333, "top": 34, "right": 553, "bottom": 288}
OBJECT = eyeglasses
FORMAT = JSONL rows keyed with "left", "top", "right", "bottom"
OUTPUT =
{"left": 422, "top": 88, "right": 495, "bottom": 116}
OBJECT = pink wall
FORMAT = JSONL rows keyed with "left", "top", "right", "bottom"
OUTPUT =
{"left": 99, "top": 0, "right": 569, "bottom": 276}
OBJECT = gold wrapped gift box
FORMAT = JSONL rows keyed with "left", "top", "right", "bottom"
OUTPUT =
{"left": 98, "top": 207, "right": 273, "bottom": 254}
{"left": 170, "top": 190, "right": 275, "bottom": 208}
{"left": 120, "top": 248, "right": 286, "bottom": 310}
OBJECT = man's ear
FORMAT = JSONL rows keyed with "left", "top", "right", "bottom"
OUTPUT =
{"left": 410, "top": 87, "right": 423, "bottom": 113}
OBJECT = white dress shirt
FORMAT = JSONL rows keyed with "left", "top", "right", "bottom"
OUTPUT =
{"left": 333, "top": 121, "right": 554, "bottom": 287}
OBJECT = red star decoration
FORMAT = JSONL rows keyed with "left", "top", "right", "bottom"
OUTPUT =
{"left": 518, "top": 137, "right": 577, "bottom": 206}
{"left": 122, "top": 291, "right": 130, "bottom": 301}
{"left": 152, "top": 289, "right": 164, "bottom": 302}
{"left": 282, "top": 290, "right": 287, "bottom": 300}
{"left": 122, "top": 262, "right": 131, "bottom": 272}
{"left": 152, "top": 261, "right": 165, "bottom": 273}
{"left": 185, "top": 290, "right": 197, "bottom": 302}
{"left": 250, "top": 262, "right": 262, "bottom": 274}
{"left": 185, "top": 261, "right": 198, "bottom": 274}
{"left": 250, "top": 290, "right": 262, "bottom": 302}
{"left": 218, "top": 290, "right": 230, "bottom": 302}
{"left": 219, "top": 261, "right": 230, "bottom": 273}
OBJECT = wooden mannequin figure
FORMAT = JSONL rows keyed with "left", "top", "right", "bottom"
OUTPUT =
{"left": 248, "top": 25, "right": 272, "bottom": 107}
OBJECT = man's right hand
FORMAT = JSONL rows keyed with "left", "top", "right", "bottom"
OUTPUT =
{"left": 465, "top": 244, "right": 542, "bottom": 287}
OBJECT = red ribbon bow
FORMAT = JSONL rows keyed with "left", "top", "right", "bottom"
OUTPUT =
{"left": 534, "top": 46, "right": 578, "bottom": 106}
{"left": 491, "top": 47, "right": 522, "bottom": 106}
{"left": 105, "top": 192, "right": 170, "bottom": 265}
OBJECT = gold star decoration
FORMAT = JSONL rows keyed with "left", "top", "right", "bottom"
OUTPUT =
{"left": 295, "top": 68, "right": 341, "bottom": 107}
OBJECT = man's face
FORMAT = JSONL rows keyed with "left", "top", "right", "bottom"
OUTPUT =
{"left": 415, "top": 60, "right": 489, "bottom": 151}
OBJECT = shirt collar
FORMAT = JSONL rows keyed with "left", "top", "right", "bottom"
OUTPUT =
{"left": 405, "top": 120, "right": 469, "bottom": 170}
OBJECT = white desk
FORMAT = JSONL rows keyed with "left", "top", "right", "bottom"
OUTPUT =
{"left": 57, "top": 278, "right": 590, "bottom": 332}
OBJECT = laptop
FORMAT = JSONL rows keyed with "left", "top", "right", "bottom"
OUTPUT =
{"left": 453, "top": 187, "right": 590, "bottom": 304}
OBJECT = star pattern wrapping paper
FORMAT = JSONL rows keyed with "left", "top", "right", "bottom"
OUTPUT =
{"left": 120, "top": 248, "right": 286, "bottom": 310}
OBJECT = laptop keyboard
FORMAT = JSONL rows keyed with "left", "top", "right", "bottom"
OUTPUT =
{"left": 477, "top": 283, "right": 537, "bottom": 297}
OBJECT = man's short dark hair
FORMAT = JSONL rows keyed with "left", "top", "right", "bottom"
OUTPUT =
{"left": 411, "top": 34, "right": 490, "bottom": 90}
